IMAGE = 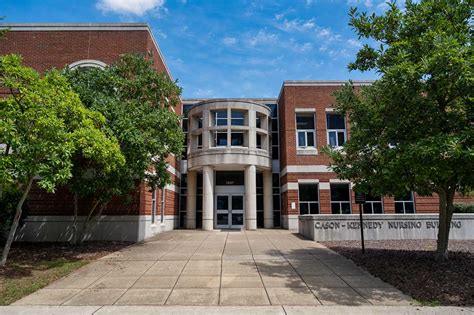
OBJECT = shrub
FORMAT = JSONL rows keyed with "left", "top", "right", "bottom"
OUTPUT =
{"left": 0, "top": 190, "right": 28, "bottom": 243}
{"left": 453, "top": 203, "right": 474, "bottom": 213}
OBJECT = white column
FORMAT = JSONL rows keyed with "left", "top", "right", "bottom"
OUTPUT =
{"left": 263, "top": 170, "right": 274, "bottom": 228}
{"left": 245, "top": 165, "right": 257, "bottom": 230}
{"left": 186, "top": 170, "right": 196, "bottom": 229}
{"left": 248, "top": 109, "right": 256, "bottom": 149}
{"left": 202, "top": 165, "right": 214, "bottom": 230}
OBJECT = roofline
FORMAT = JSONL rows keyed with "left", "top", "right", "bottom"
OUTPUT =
{"left": 183, "top": 98, "right": 277, "bottom": 103}
{"left": 277, "top": 80, "right": 374, "bottom": 105}
{"left": 283, "top": 80, "right": 374, "bottom": 86}
{"left": 0, "top": 23, "right": 149, "bottom": 31}
{"left": 0, "top": 23, "right": 174, "bottom": 81}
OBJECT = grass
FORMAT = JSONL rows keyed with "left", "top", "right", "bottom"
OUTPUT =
{"left": 0, "top": 241, "right": 131, "bottom": 305}
{"left": 0, "top": 258, "right": 88, "bottom": 305}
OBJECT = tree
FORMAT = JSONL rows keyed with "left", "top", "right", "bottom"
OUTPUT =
{"left": 65, "top": 54, "right": 184, "bottom": 244}
{"left": 0, "top": 54, "right": 124, "bottom": 265}
{"left": 324, "top": 0, "right": 473, "bottom": 261}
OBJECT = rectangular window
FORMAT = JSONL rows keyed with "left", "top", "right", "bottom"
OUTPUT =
{"left": 214, "top": 111, "right": 227, "bottom": 126}
{"left": 214, "top": 132, "right": 227, "bottom": 147}
{"left": 197, "top": 134, "right": 203, "bottom": 149}
{"left": 151, "top": 189, "right": 157, "bottom": 224}
{"left": 296, "top": 113, "right": 316, "bottom": 148}
{"left": 299, "top": 183, "right": 319, "bottom": 215}
{"left": 363, "top": 195, "right": 383, "bottom": 214}
{"left": 231, "top": 132, "right": 244, "bottom": 146}
{"left": 395, "top": 192, "right": 415, "bottom": 214}
{"left": 231, "top": 111, "right": 245, "bottom": 126}
{"left": 256, "top": 116, "right": 261, "bottom": 128}
{"left": 326, "top": 113, "right": 346, "bottom": 147}
{"left": 256, "top": 134, "right": 262, "bottom": 149}
{"left": 330, "top": 183, "right": 351, "bottom": 214}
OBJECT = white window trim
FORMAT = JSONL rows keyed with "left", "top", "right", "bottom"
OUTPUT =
{"left": 214, "top": 111, "right": 228, "bottom": 126}
{"left": 394, "top": 192, "right": 416, "bottom": 214}
{"left": 326, "top": 113, "right": 347, "bottom": 148}
{"left": 296, "top": 113, "right": 316, "bottom": 149}
{"left": 68, "top": 59, "right": 106, "bottom": 69}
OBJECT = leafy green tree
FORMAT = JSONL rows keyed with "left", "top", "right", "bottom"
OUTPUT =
{"left": 65, "top": 54, "right": 184, "bottom": 244}
{"left": 324, "top": 0, "right": 473, "bottom": 261}
{"left": 0, "top": 54, "right": 124, "bottom": 265}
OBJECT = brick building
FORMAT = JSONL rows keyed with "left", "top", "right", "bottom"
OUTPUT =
{"left": 0, "top": 23, "right": 470, "bottom": 241}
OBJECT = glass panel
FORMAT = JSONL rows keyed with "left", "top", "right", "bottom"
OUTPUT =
{"left": 273, "top": 211, "right": 281, "bottom": 227}
{"left": 330, "top": 184, "right": 350, "bottom": 202}
{"left": 331, "top": 203, "right": 340, "bottom": 214}
{"left": 216, "top": 132, "right": 227, "bottom": 146}
{"left": 404, "top": 202, "right": 415, "bottom": 213}
{"left": 217, "top": 213, "right": 228, "bottom": 225}
{"left": 341, "top": 202, "right": 351, "bottom": 214}
{"left": 217, "top": 195, "right": 229, "bottom": 210}
{"left": 216, "top": 171, "right": 245, "bottom": 185}
{"left": 394, "top": 203, "right": 404, "bottom": 213}
{"left": 272, "top": 174, "right": 280, "bottom": 187}
{"left": 180, "top": 196, "right": 186, "bottom": 210}
{"left": 196, "top": 195, "right": 203, "bottom": 210}
{"left": 183, "top": 119, "right": 188, "bottom": 132}
{"left": 300, "top": 203, "right": 309, "bottom": 215}
{"left": 256, "top": 116, "right": 261, "bottom": 128}
{"left": 231, "top": 132, "right": 244, "bottom": 146}
{"left": 232, "top": 213, "right": 243, "bottom": 225}
{"left": 232, "top": 196, "right": 244, "bottom": 210}
{"left": 297, "top": 131, "right": 306, "bottom": 147}
{"left": 272, "top": 146, "right": 279, "bottom": 159}
{"left": 197, "top": 134, "right": 202, "bottom": 148}
{"left": 396, "top": 192, "right": 413, "bottom": 201}
{"left": 307, "top": 132, "right": 315, "bottom": 147}
{"left": 271, "top": 119, "right": 278, "bottom": 131}
{"left": 299, "top": 184, "right": 318, "bottom": 201}
{"left": 231, "top": 111, "right": 245, "bottom": 126}
{"left": 337, "top": 131, "right": 345, "bottom": 146}
{"left": 257, "top": 195, "right": 264, "bottom": 210}
{"left": 296, "top": 114, "right": 314, "bottom": 129}
{"left": 373, "top": 202, "right": 383, "bottom": 213}
{"left": 328, "top": 131, "right": 337, "bottom": 147}
{"left": 363, "top": 203, "right": 372, "bottom": 214}
{"left": 326, "top": 113, "right": 345, "bottom": 129}
{"left": 268, "top": 104, "right": 278, "bottom": 117}
{"left": 257, "top": 134, "right": 261, "bottom": 148}
{"left": 215, "top": 111, "right": 227, "bottom": 126}
{"left": 272, "top": 133, "right": 279, "bottom": 145}
{"left": 183, "top": 104, "right": 193, "bottom": 116}
{"left": 273, "top": 195, "right": 280, "bottom": 210}
{"left": 309, "top": 203, "right": 319, "bottom": 214}
{"left": 198, "top": 117, "right": 202, "bottom": 128}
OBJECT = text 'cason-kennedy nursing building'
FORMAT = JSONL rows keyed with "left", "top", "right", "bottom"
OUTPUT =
{"left": 1, "top": 23, "right": 472, "bottom": 242}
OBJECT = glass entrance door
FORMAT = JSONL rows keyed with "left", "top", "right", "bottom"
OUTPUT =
{"left": 215, "top": 194, "right": 244, "bottom": 229}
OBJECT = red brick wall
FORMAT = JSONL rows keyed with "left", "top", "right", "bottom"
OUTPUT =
{"left": 1, "top": 27, "right": 180, "bottom": 218}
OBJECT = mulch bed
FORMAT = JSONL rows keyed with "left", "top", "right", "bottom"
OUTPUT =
{"left": 321, "top": 240, "right": 474, "bottom": 306}
{"left": 0, "top": 241, "right": 132, "bottom": 278}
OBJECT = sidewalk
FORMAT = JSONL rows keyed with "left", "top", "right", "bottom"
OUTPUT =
{"left": 13, "top": 229, "right": 414, "bottom": 307}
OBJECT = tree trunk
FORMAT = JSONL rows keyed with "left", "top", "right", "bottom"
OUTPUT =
{"left": 0, "top": 177, "right": 34, "bottom": 267}
{"left": 436, "top": 188, "right": 455, "bottom": 261}
{"left": 70, "top": 193, "right": 79, "bottom": 246}
{"left": 78, "top": 199, "right": 100, "bottom": 245}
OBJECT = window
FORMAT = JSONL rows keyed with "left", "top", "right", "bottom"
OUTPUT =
{"left": 151, "top": 189, "right": 157, "bottom": 224}
{"left": 231, "top": 111, "right": 245, "bottom": 126}
{"left": 214, "top": 132, "right": 227, "bottom": 146}
{"left": 256, "top": 116, "right": 261, "bottom": 128}
{"left": 256, "top": 134, "right": 262, "bottom": 149}
{"left": 330, "top": 183, "right": 351, "bottom": 214}
{"left": 326, "top": 113, "right": 346, "bottom": 147}
{"left": 395, "top": 192, "right": 415, "bottom": 214}
{"left": 179, "top": 174, "right": 187, "bottom": 228}
{"left": 363, "top": 195, "right": 383, "bottom": 214}
{"left": 272, "top": 173, "right": 281, "bottom": 227}
{"left": 299, "top": 184, "right": 319, "bottom": 215}
{"left": 197, "top": 134, "right": 203, "bottom": 149}
{"left": 231, "top": 132, "right": 244, "bottom": 146}
{"left": 214, "top": 111, "right": 227, "bottom": 126}
{"left": 296, "top": 114, "right": 315, "bottom": 148}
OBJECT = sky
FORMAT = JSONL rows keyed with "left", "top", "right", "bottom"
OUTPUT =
{"left": 0, "top": 0, "right": 388, "bottom": 98}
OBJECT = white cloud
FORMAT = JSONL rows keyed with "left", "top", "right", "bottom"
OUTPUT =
{"left": 247, "top": 30, "right": 278, "bottom": 47}
{"left": 96, "top": 0, "right": 165, "bottom": 16}
{"left": 278, "top": 18, "right": 316, "bottom": 32}
{"left": 347, "top": 39, "right": 362, "bottom": 48}
{"left": 222, "top": 37, "right": 237, "bottom": 46}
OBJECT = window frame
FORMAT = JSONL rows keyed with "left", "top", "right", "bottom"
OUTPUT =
{"left": 298, "top": 183, "right": 320, "bottom": 215}
{"left": 214, "top": 111, "right": 228, "bottom": 126}
{"left": 214, "top": 131, "right": 227, "bottom": 147}
{"left": 330, "top": 183, "right": 352, "bottom": 214}
{"left": 363, "top": 195, "right": 384, "bottom": 214}
{"left": 295, "top": 113, "right": 316, "bottom": 149}
{"left": 326, "top": 113, "right": 347, "bottom": 148}
{"left": 394, "top": 192, "right": 416, "bottom": 214}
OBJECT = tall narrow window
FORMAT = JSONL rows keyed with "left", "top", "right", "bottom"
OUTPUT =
{"left": 151, "top": 189, "right": 157, "bottom": 224}
{"left": 395, "top": 192, "right": 415, "bottom": 213}
{"left": 363, "top": 195, "right": 383, "bottom": 214}
{"left": 296, "top": 113, "right": 315, "bottom": 148}
{"left": 330, "top": 183, "right": 351, "bottom": 214}
{"left": 197, "top": 134, "right": 203, "bottom": 149}
{"left": 214, "top": 111, "right": 227, "bottom": 126}
{"left": 326, "top": 113, "right": 346, "bottom": 147}
{"left": 299, "top": 183, "right": 319, "bottom": 214}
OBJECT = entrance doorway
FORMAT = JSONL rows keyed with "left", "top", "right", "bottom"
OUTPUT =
{"left": 215, "top": 184, "right": 245, "bottom": 229}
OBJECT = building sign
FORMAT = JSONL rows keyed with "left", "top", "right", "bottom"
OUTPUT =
{"left": 298, "top": 214, "right": 474, "bottom": 241}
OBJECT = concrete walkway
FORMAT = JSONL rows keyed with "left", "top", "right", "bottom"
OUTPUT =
{"left": 14, "top": 229, "right": 415, "bottom": 307}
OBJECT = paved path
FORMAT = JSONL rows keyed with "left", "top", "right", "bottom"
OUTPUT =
{"left": 14, "top": 229, "right": 415, "bottom": 307}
